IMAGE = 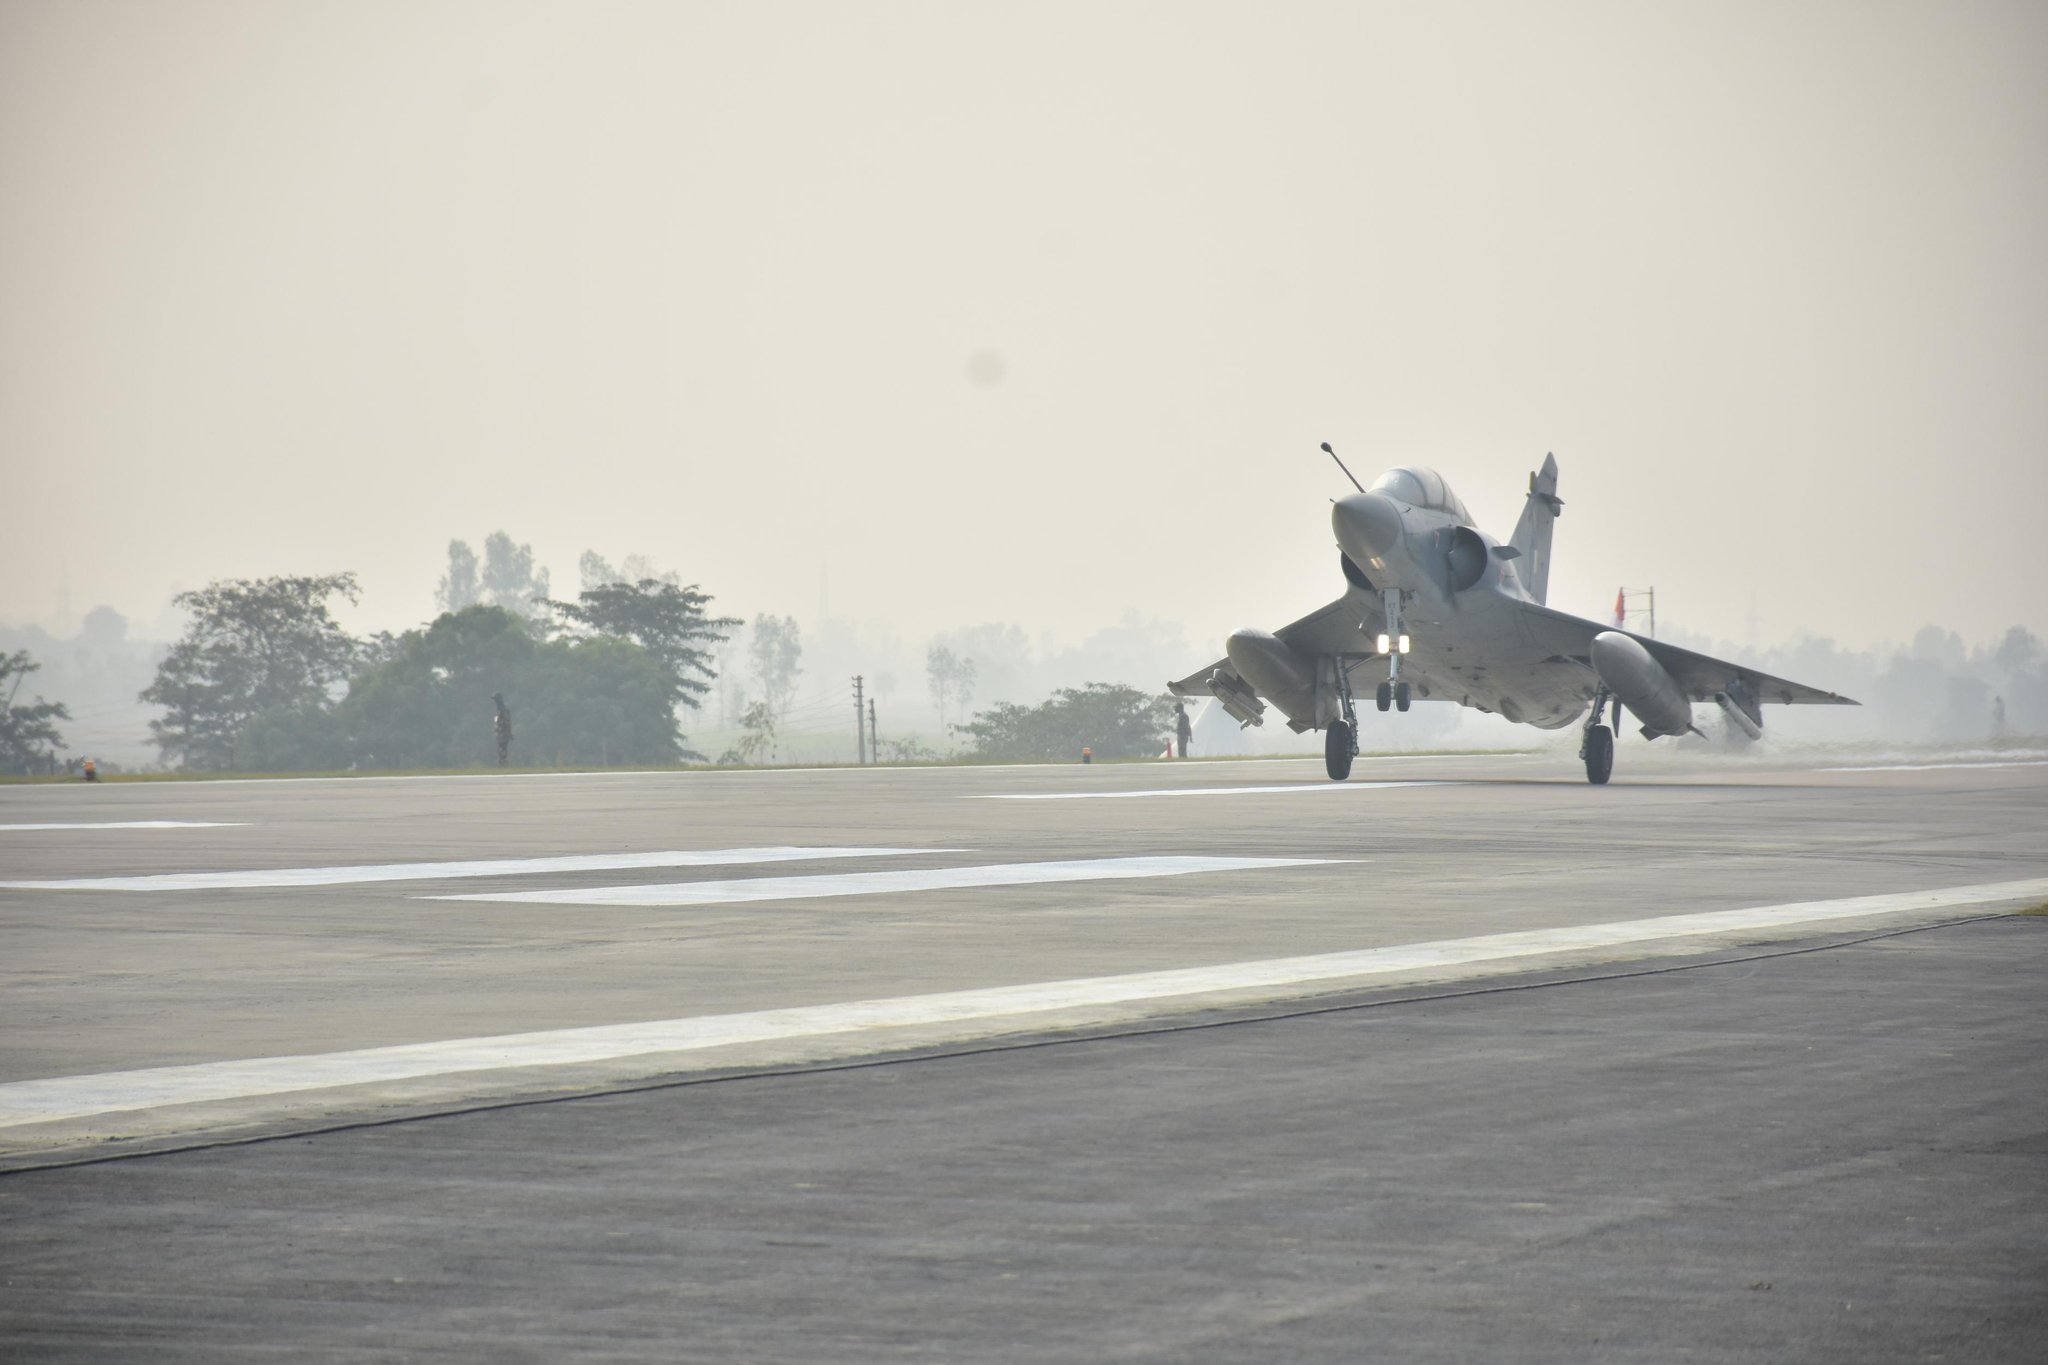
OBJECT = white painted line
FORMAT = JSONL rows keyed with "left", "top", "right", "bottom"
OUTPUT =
{"left": 0, "top": 847, "right": 955, "bottom": 892}
{"left": 430, "top": 855, "right": 1343, "bottom": 908}
{"left": 1818, "top": 760, "right": 2048, "bottom": 773}
{"left": 5, "top": 875, "right": 2043, "bottom": 1129}
{"left": 0, "top": 821, "right": 249, "bottom": 832}
{"left": 970, "top": 782, "right": 1458, "bottom": 800}
{"left": 13, "top": 752, "right": 1532, "bottom": 789}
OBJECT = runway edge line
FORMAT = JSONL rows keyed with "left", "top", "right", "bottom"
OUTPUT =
{"left": 4, "top": 875, "right": 2046, "bottom": 1131}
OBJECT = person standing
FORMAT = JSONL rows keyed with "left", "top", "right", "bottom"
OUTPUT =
{"left": 492, "top": 693, "right": 513, "bottom": 767}
{"left": 1175, "top": 701, "right": 1193, "bottom": 759}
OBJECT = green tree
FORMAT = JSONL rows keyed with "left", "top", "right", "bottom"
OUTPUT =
{"left": 580, "top": 550, "right": 679, "bottom": 591}
{"left": 955, "top": 682, "right": 1174, "bottom": 762}
{"left": 750, "top": 614, "right": 803, "bottom": 720}
{"left": 236, "top": 700, "right": 354, "bottom": 773}
{"left": 519, "top": 635, "right": 687, "bottom": 764}
{"left": 881, "top": 735, "right": 939, "bottom": 763}
{"left": 1994, "top": 626, "right": 2040, "bottom": 675}
{"left": 345, "top": 606, "right": 686, "bottom": 768}
{"left": 926, "top": 645, "right": 978, "bottom": 734}
{"left": 543, "top": 580, "right": 740, "bottom": 711}
{"left": 717, "top": 699, "right": 778, "bottom": 765}
{"left": 480, "top": 531, "right": 550, "bottom": 619}
{"left": 436, "top": 540, "right": 480, "bottom": 613}
{"left": 141, "top": 573, "right": 361, "bottom": 770}
{"left": 360, "top": 630, "right": 406, "bottom": 668}
{"left": 932, "top": 622, "right": 1030, "bottom": 704}
{"left": 441, "top": 533, "right": 550, "bottom": 618}
{"left": 1, "top": 650, "right": 71, "bottom": 773}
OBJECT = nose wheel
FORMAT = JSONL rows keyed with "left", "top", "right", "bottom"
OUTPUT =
{"left": 1376, "top": 589, "right": 1413, "bottom": 711}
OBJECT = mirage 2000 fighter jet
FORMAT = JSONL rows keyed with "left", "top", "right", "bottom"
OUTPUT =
{"left": 1169, "top": 447, "right": 1856, "bottom": 784}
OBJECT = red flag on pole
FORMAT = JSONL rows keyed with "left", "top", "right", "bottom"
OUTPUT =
{"left": 1613, "top": 588, "right": 1626, "bottom": 628}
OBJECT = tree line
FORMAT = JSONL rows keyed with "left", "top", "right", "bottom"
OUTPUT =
{"left": 138, "top": 569, "right": 740, "bottom": 773}
{"left": 15, "top": 577, "right": 1174, "bottom": 777}
{"left": 0, "top": 532, "right": 1189, "bottom": 775}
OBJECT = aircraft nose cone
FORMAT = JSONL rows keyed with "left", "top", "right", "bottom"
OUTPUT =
{"left": 1333, "top": 492, "right": 1404, "bottom": 564}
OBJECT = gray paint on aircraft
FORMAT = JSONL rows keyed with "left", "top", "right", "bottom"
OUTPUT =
{"left": 1171, "top": 454, "right": 1855, "bottom": 781}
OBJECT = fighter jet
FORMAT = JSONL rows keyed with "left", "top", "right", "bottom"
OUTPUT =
{"left": 1169, "top": 447, "right": 1856, "bottom": 784}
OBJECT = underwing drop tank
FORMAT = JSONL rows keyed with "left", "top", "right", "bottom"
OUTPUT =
{"left": 1591, "top": 631, "right": 1694, "bottom": 739}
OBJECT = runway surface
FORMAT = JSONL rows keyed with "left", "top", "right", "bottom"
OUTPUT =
{"left": 1, "top": 749, "right": 2044, "bottom": 1358}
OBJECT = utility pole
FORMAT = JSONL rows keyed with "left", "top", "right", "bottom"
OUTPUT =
{"left": 868, "top": 697, "right": 878, "bottom": 764}
{"left": 852, "top": 675, "right": 866, "bottom": 764}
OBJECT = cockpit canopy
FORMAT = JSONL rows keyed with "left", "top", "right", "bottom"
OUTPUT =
{"left": 1371, "top": 466, "right": 1472, "bottom": 523}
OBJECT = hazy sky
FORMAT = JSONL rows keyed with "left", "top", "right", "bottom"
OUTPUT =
{"left": 4, "top": 1, "right": 2044, "bottom": 656}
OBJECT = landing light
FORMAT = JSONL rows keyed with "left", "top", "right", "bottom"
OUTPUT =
{"left": 1376, "top": 633, "right": 1391, "bottom": 654}
{"left": 1398, "top": 635, "right": 1411, "bottom": 654}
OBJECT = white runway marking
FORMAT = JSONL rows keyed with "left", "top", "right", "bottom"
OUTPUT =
{"left": 429, "top": 855, "right": 1342, "bottom": 908}
{"left": 1819, "top": 760, "right": 2048, "bottom": 772}
{"left": 0, "top": 821, "right": 248, "bottom": 832}
{"left": 6, "top": 875, "right": 2044, "bottom": 1130}
{"left": 0, "top": 847, "right": 952, "bottom": 892}
{"left": 971, "top": 782, "right": 1457, "bottom": 800}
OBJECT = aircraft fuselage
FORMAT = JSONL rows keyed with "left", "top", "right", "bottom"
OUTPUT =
{"left": 1324, "top": 470, "right": 1584, "bottom": 730}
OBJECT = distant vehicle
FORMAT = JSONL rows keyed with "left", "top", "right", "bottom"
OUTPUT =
{"left": 1170, "top": 448, "right": 1856, "bottom": 784}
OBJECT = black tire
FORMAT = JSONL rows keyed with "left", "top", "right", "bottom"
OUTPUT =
{"left": 1375, "top": 681, "right": 1392, "bottom": 712}
{"left": 1584, "top": 724, "right": 1614, "bottom": 785}
{"left": 1324, "top": 721, "right": 1354, "bottom": 781}
{"left": 1395, "top": 682, "right": 1411, "bottom": 712}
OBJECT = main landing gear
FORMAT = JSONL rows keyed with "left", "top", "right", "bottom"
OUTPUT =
{"left": 1325, "top": 719, "right": 1353, "bottom": 782}
{"left": 1580, "top": 687, "right": 1620, "bottom": 785}
{"left": 1327, "top": 655, "right": 1362, "bottom": 781}
{"left": 1330, "top": 596, "right": 1416, "bottom": 781}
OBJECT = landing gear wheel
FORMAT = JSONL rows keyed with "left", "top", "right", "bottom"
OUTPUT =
{"left": 1375, "top": 681, "right": 1392, "bottom": 712}
{"left": 1584, "top": 724, "right": 1614, "bottom": 785}
{"left": 1325, "top": 721, "right": 1354, "bottom": 781}
{"left": 1395, "top": 681, "right": 1411, "bottom": 712}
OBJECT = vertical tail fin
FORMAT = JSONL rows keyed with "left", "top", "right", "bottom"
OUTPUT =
{"left": 1509, "top": 453, "right": 1562, "bottom": 604}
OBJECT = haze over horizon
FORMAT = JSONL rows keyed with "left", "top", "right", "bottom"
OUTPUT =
{"left": 4, "top": 2, "right": 2044, "bottom": 659}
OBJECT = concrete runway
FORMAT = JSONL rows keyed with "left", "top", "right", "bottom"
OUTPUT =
{"left": 1, "top": 749, "right": 2044, "bottom": 1357}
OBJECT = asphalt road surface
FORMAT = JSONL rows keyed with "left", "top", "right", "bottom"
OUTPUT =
{"left": 2, "top": 748, "right": 2044, "bottom": 1359}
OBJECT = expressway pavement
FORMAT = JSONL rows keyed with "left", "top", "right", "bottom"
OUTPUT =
{"left": 1, "top": 748, "right": 2044, "bottom": 1154}
{"left": 0, "top": 748, "right": 2043, "bottom": 1358}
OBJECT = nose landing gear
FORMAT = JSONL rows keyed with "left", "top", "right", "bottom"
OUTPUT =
{"left": 1375, "top": 590, "right": 1413, "bottom": 712}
